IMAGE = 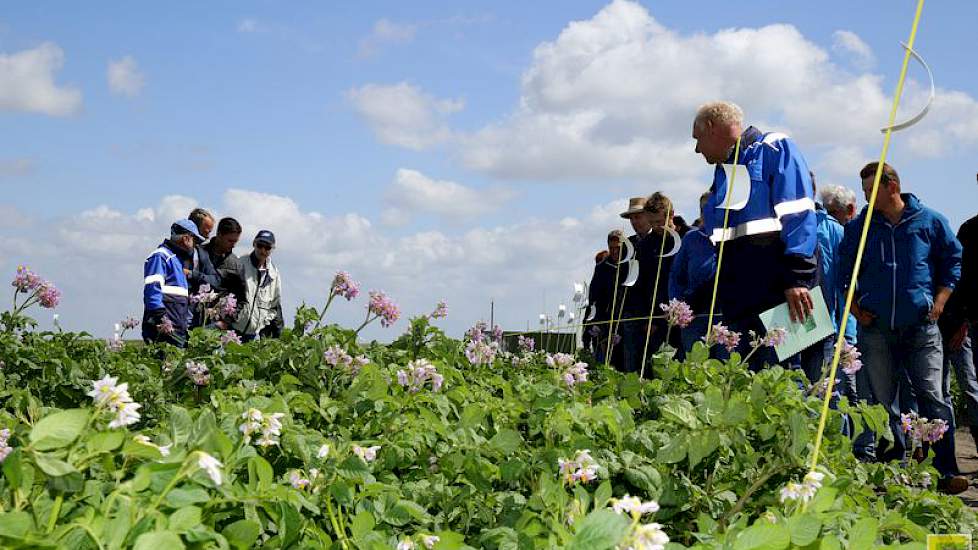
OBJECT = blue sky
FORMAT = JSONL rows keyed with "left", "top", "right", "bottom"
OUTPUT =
{"left": 2, "top": 1, "right": 977, "bottom": 339}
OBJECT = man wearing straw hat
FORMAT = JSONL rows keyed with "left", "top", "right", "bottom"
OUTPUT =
{"left": 691, "top": 100, "right": 818, "bottom": 369}
{"left": 616, "top": 193, "right": 677, "bottom": 375}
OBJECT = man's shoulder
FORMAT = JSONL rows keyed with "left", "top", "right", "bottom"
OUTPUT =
{"left": 959, "top": 214, "right": 978, "bottom": 235}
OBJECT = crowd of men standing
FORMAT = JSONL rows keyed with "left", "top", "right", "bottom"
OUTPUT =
{"left": 141, "top": 210, "right": 284, "bottom": 348}
{"left": 585, "top": 100, "right": 978, "bottom": 494}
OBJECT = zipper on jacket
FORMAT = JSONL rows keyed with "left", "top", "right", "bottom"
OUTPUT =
{"left": 890, "top": 230, "right": 897, "bottom": 330}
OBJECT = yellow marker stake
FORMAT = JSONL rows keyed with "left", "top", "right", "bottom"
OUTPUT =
{"left": 640, "top": 206, "right": 674, "bottom": 378}
{"left": 705, "top": 136, "right": 742, "bottom": 343}
{"left": 808, "top": 0, "right": 926, "bottom": 475}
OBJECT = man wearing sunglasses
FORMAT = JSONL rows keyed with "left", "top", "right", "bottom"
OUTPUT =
{"left": 230, "top": 230, "right": 284, "bottom": 341}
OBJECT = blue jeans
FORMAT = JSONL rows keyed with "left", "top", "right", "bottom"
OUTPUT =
{"left": 860, "top": 320, "right": 958, "bottom": 477}
{"left": 943, "top": 325, "right": 978, "bottom": 428}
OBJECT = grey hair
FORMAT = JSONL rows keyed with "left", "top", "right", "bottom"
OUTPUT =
{"left": 694, "top": 101, "right": 744, "bottom": 130}
{"left": 819, "top": 184, "right": 857, "bottom": 212}
{"left": 607, "top": 229, "right": 625, "bottom": 241}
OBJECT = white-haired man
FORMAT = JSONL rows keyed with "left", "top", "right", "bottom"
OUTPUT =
{"left": 819, "top": 184, "right": 857, "bottom": 226}
{"left": 692, "top": 101, "right": 818, "bottom": 369}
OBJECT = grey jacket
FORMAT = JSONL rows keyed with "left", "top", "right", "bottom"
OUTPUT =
{"left": 231, "top": 253, "right": 284, "bottom": 337}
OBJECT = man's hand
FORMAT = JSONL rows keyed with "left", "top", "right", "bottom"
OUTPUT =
{"left": 785, "top": 287, "right": 814, "bottom": 324}
{"left": 851, "top": 302, "right": 876, "bottom": 327}
{"left": 183, "top": 268, "right": 192, "bottom": 277}
{"left": 949, "top": 321, "right": 969, "bottom": 352}
{"left": 928, "top": 287, "right": 952, "bottom": 322}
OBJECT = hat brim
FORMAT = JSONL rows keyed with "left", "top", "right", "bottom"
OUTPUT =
{"left": 619, "top": 208, "right": 645, "bottom": 218}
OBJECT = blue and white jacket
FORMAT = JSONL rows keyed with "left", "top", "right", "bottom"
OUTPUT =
{"left": 702, "top": 126, "right": 818, "bottom": 321}
{"left": 141, "top": 241, "right": 191, "bottom": 344}
{"left": 839, "top": 193, "right": 961, "bottom": 330}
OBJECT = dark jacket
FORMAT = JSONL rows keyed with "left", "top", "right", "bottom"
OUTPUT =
{"left": 189, "top": 243, "right": 243, "bottom": 328}
{"left": 622, "top": 230, "right": 675, "bottom": 318}
{"left": 701, "top": 126, "right": 818, "bottom": 322}
{"left": 588, "top": 257, "right": 626, "bottom": 324}
{"left": 942, "top": 213, "right": 978, "bottom": 331}
{"left": 187, "top": 244, "right": 221, "bottom": 294}
{"left": 839, "top": 194, "right": 962, "bottom": 330}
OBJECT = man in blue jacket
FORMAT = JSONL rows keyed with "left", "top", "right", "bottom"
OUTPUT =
{"left": 692, "top": 101, "right": 818, "bottom": 369}
{"left": 839, "top": 161, "right": 966, "bottom": 493}
{"left": 669, "top": 191, "right": 717, "bottom": 360}
{"left": 142, "top": 219, "right": 203, "bottom": 347}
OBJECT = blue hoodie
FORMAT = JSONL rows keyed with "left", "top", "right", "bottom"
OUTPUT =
{"left": 815, "top": 204, "right": 857, "bottom": 343}
{"left": 838, "top": 193, "right": 961, "bottom": 330}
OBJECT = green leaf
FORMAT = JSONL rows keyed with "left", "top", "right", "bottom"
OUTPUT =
{"left": 169, "top": 405, "right": 193, "bottom": 446}
{"left": 488, "top": 429, "right": 523, "bottom": 456}
{"left": 657, "top": 434, "right": 687, "bottom": 464}
{"left": 659, "top": 398, "right": 699, "bottom": 428}
{"left": 165, "top": 487, "right": 211, "bottom": 508}
{"left": 275, "top": 502, "right": 302, "bottom": 548}
{"left": 168, "top": 506, "right": 202, "bottom": 533}
{"left": 847, "top": 517, "right": 878, "bottom": 549}
{"left": 687, "top": 429, "right": 719, "bottom": 468}
{"left": 2, "top": 448, "right": 25, "bottom": 490}
{"left": 593, "top": 480, "right": 613, "bottom": 511}
{"left": 32, "top": 453, "right": 78, "bottom": 477}
{"left": 87, "top": 430, "right": 125, "bottom": 453}
{"left": 788, "top": 412, "right": 809, "bottom": 459}
{"left": 133, "top": 531, "right": 186, "bottom": 550}
{"left": 566, "top": 509, "right": 629, "bottom": 550}
{"left": 723, "top": 397, "right": 749, "bottom": 426}
{"left": 351, "top": 510, "right": 376, "bottom": 540}
{"left": 247, "top": 456, "right": 273, "bottom": 490}
{"left": 29, "top": 409, "right": 89, "bottom": 451}
{"left": 732, "top": 521, "right": 790, "bottom": 550}
{"left": 786, "top": 514, "right": 821, "bottom": 547}
{"left": 222, "top": 519, "right": 261, "bottom": 549}
{"left": 0, "top": 510, "right": 34, "bottom": 540}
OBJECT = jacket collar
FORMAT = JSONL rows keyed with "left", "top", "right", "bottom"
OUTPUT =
{"left": 725, "top": 125, "right": 764, "bottom": 164}
{"left": 249, "top": 252, "right": 275, "bottom": 277}
{"left": 865, "top": 193, "right": 924, "bottom": 226}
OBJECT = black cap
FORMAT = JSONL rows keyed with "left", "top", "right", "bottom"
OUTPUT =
{"left": 254, "top": 230, "right": 276, "bottom": 246}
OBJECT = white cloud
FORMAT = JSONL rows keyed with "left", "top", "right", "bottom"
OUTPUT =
{"left": 358, "top": 19, "right": 418, "bottom": 58}
{"left": 107, "top": 56, "right": 145, "bottom": 97}
{"left": 381, "top": 168, "right": 516, "bottom": 225}
{"left": 348, "top": 0, "right": 978, "bottom": 201}
{"left": 347, "top": 82, "right": 463, "bottom": 150}
{"left": 0, "top": 157, "right": 36, "bottom": 178}
{"left": 0, "top": 42, "right": 82, "bottom": 116}
{"left": 832, "top": 30, "right": 875, "bottom": 69}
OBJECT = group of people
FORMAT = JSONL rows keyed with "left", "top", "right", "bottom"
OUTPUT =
{"left": 141, "top": 210, "right": 284, "bottom": 348}
{"left": 585, "top": 101, "right": 978, "bottom": 494}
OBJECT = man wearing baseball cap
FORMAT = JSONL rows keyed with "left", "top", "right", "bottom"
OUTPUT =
{"left": 141, "top": 219, "right": 204, "bottom": 347}
{"left": 230, "top": 229, "right": 284, "bottom": 341}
